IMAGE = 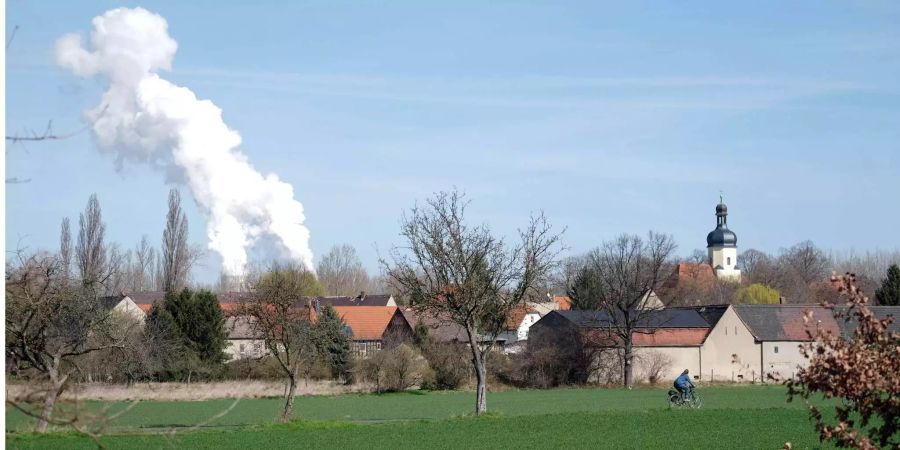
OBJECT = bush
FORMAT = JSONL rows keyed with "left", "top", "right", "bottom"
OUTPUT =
{"left": 635, "top": 350, "right": 673, "bottom": 385}
{"left": 360, "top": 344, "right": 429, "bottom": 392}
{"left": 421, "top": 341, "right": 470, "bottom": 390}
{"left": 223, "top": 356, "right": 283, "bottom": 380}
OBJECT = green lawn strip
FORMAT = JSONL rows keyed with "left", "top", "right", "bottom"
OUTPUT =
{"left": 7, "top": 408, "right": 834, "bottom": 450}
{"left": 6, "top": 384, "right": 805, "bottom": 432}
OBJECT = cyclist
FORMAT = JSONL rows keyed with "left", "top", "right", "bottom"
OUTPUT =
{"left": 673, "top": 369, "right": 695, "bottom": 402}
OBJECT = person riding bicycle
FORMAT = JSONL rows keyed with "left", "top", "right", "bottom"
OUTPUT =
{"left": 674, "top": 369, "right": 695, "bottom": 401}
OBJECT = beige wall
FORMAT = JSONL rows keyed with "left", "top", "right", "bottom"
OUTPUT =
{"left": 761, "top": 341, "right": 808, "bottom": 381}
{"left": 112, "top": 298, "right": 147, "bottom": 323}
{"left": 225, "top": 339, "right": 267, "bottom": 360}
{"left": 709, "top": 247, "right": 741, "bottom": 281}
{"left": 633, "top": 346, "right": 701, "bottom": 383}
{"left": 700, "top": 306, "right": 762, "bottom": 382}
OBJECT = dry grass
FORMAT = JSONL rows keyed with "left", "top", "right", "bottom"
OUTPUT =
{"left": 7, "top": 380, "right": 376, "bottom": 402}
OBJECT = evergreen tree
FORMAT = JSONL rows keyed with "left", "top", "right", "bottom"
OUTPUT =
{"left": 164, "top": 288, "right": 228, "bottom": 364}
{"left": 875, "top": 264, "right": 900, "bottom": 306}
{"left": 316, "top": 305, "right": 353, "bottom": 382}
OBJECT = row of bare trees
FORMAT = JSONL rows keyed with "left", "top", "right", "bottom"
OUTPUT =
{"left": 53, "top": 189, "right": 201, "bottom": 296}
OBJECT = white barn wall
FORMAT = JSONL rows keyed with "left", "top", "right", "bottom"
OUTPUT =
{"left": 700, "top": 306, "right": 762, "bottom": 382}
{"left": 633, "top": 346, "right": 701, "bottom": 383}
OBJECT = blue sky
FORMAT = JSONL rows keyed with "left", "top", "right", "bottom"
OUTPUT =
{"left": 6, "top": 1, "right": 900, "bottom": 284}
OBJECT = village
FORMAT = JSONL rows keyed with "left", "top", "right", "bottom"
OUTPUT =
{"left": 95, "top": 199, "right": 900, "bottom": 388}
{"left": 5, "top": 3, "right": 899, "bottom": 449}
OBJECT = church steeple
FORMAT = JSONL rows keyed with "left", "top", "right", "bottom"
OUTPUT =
{"left": 706, "top": 195, "right": 741, "bottom": 282}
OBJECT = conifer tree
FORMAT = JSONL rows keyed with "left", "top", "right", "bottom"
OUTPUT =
{"left": 875, "top": 264, "right": 900, "bottom": 306}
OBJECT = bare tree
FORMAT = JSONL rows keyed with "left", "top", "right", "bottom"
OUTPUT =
{"left": 567, "top": 232, "right": 677, "bottom": 388}
{"left": 162, "top": 189, "right": 192, "bottom": 293}
{"left": 383, "top": 190, "right": 562, "bottom": 414}
{"left": 686, "top": 249, "right": 707, "bottom": 265}
{"left": 5, "top": 251, "right": 127, "bottom": 432}
{"left": 59, "top": 217, "right": 72, "bottom": 280}
{"left": 134, "top": 235, "right": 155, "bottom": 291}
{"left": 779, "top": 241, "right": 829, "bottom": 286}
{"left": 241, "top": 264, "right": 321, "bottom": 420}
{"left": 75, "top": 194, "right": 118, "bottom": 289}
{"left": 316, "top": 244, "right": 371, "bottom": 296}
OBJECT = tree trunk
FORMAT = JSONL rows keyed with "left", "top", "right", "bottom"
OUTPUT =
{"left": 474, "top": 355, "right": 487, "bottom": 414}
{"left": 465, "top": 326, "right": 488, "bottom": 415}
{"left": 623, "top": 340, "right": 634, "bottom": 389}
{"left": 36, "top": 367, "right": 68, "bottom": 433}
{"left": 282, "top": 373, "right": 298, "bottom": 421}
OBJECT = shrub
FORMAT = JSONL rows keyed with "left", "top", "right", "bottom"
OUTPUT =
{"left": 636, "top": 350, "right": 673, "bottom": 386}
{"left": 360, "top": 344, "right": 429, "bottom": 392}
{"left": 421, "top": 341, "right": 470, "bottom": 390}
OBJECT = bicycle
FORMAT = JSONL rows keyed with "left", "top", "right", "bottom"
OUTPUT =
{"left": 668, "top": 387, "right": 702, "bottom": 409}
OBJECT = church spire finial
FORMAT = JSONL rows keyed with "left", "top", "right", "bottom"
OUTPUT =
{"left": 719, "top": 190, "right": 724, "bottom": 204}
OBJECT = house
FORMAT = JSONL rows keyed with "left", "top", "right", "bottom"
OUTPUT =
{"left": 497, "top": 305, "right": 543, "bottom": 353}
{"left": 98, "top": 294, "right": 146, "bottom": 324}
{"left": 333, "top": 306, "right": 413, "bottom": 357}
{"left": 223, "top": 316, "right": 266, "bottom": 360}
{"left": 701, "top": 304, "right": 900, "bottom": 383}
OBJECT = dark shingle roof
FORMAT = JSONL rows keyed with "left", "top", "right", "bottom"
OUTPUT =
{"left": 317, "top": 294, "right": 393, "bottom": 307}
{"left": 555, "top": 308, "right": 710, "bottom": 329}
{"left": 98, "top": 295, "right": 125, "bottom": 310}
{"left": 691, "top": 305, "right": 729, "bottom": 328}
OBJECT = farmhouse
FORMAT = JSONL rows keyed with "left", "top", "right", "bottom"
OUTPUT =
{"left": 333, "top": 306, "right": 413, "bottom": 357}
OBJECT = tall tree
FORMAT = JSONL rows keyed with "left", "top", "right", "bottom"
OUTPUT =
{"left": 875, "top": 264, "right": 900, "bottom": 306}
{"left": 75, "top": 194, "right": 109, "bottom": 286}
{"left": 59, "top": 217, "right": 72, "bottom": 280}
{"left": 384, "top": 190, "right": 561, "bottom": 414}
{"left": 316, "top": 244, "right": 371, "bottom": 296}
{"left": 163, "top": 289, "right": 228, "bottom": 366}
{"left": 242, "top": 264, "right": 323, "bottom": 420}
{"left": 567, "top": 232, "right": 677, "bottom": 388}
{"left": 162, "top": 189, "right": 191, "bottom": 293}
{"left": 134, "top": 235, "right": 156, "bottom": 291}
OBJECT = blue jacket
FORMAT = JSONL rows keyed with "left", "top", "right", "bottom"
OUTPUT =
{"left": 675, "top": 373, "right": 693, "bottom": 389}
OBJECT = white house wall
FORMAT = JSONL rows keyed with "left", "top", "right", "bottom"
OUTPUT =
{"left": 700, "top": 306, "right": 762, "bottom": 382}
{"left": 761, "top": 341, "right": 808, "bottom": 381}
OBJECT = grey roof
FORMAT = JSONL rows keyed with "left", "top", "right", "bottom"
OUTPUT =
{"left": 834, "top": 306, "right": 900, "bottom": 339}
{"left": 555, "top": 308, "right": 710, "bottom": 329}
{"left": 99, "top": 295, "right": 125, "bottom": 310}
{"left": 692, "top": 305, "right": 729, "bottom": 328}
{"left": 734, "top": 304, "right": 900, "bottom": 342}
{"left": 733, "top": 305, "right": 840, "bottom": 341}
{"left": 317, "top": 294, "right": 393, "bottom": 307}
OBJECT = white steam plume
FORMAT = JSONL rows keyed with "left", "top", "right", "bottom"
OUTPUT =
{"left": 56, "top": 7, "right": 313, "bottom": 274}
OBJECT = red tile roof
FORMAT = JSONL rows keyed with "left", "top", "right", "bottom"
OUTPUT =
{"left": 632, "top": 328, "right": 709, "bottom": 346}
{"left": 553, "top": 296, "right": 572, "bottom": 310}
{"left": 505, "top": 305, "right": 538, "bottom": 330}
{"left": 333, "top": 306, "right": 400, "bottom": 341}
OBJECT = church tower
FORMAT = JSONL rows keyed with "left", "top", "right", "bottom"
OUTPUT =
{"left": 706, "top": 196, "right": 741, "bottom": 282}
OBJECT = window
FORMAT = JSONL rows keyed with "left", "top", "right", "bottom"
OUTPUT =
{"left": 734, "top": 326, "right": 738, "bottom": 335}
{"left": 239, "top": 344, "right": 245, "bottom": 352}
{"left": 727, "top": 257, "right": 731, "bottom": 265}
{"left": 774, "top": 346, "right": 779, "bottom": 354}
{"left": 725, "top": 327, "right": 728, "bottom": 336}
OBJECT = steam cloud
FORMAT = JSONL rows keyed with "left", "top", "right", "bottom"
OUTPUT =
{"left": 56, "top": 7, "right": 314, "bottom": 274}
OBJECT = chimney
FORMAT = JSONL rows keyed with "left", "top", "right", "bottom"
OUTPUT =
{"left": 779, "top": 296, "right": 785, "bottom": 305}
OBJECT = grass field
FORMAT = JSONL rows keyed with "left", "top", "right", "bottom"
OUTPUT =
{"left": 7, "top": 385, "right": 838, "bottom": 449}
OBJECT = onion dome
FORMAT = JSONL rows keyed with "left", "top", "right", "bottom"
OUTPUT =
{"left": 706, "top": 199, "right": 737, "bottom": 248}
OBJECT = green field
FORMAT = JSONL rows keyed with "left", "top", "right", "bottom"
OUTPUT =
{"left": 7, "top": 385, "right": 837, "bottom": 449}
